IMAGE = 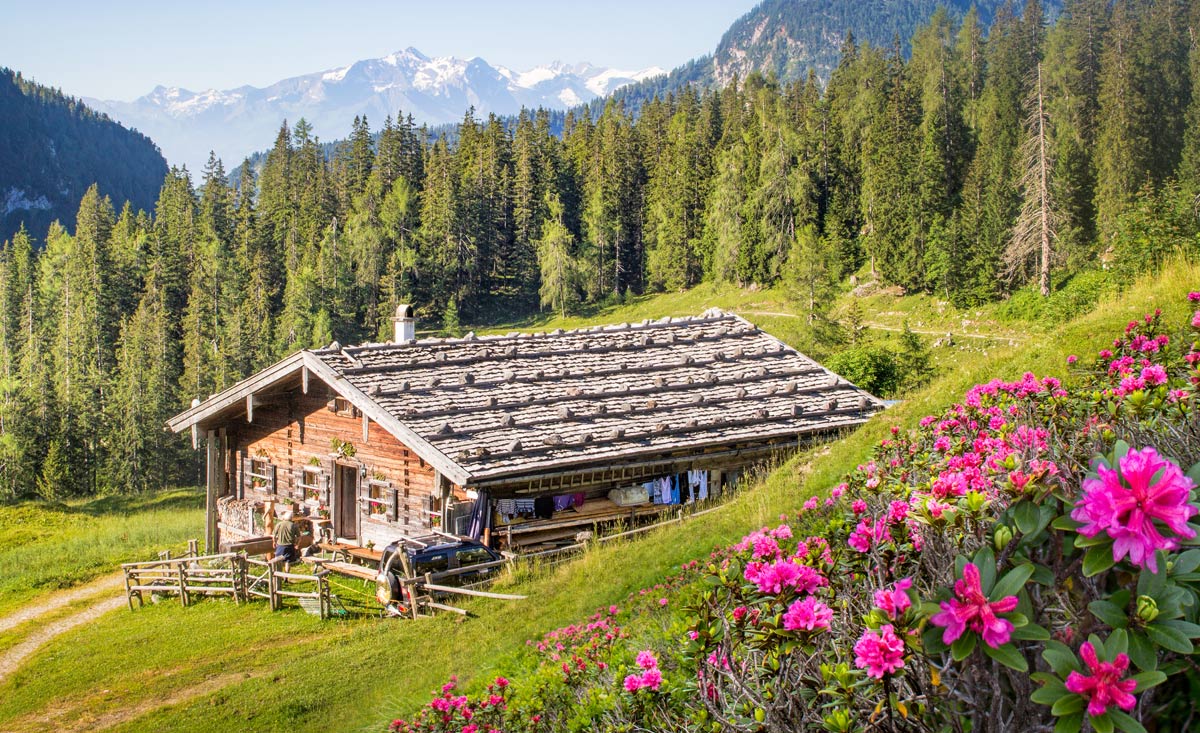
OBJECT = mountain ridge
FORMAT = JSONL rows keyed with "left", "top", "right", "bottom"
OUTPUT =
{"left": 88, "top": 47, "right": 664, "bottom": 170}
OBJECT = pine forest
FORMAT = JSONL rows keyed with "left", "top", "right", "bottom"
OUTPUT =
{"left": 1, "top": 0, "right": 1199, "bottom": 500}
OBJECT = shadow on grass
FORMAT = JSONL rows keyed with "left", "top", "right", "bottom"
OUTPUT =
{"left": 55, "top": 488, "right": 204, "bottom": 517}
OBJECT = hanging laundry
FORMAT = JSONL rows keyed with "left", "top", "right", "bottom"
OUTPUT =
{"left": 514, "top": 498, "right": 535, "bottom": 514}
{"left": 553, "top": 494, "right": 573, "bottom": 512}
{"left": 572, "top": 492, "right": 586, "bottom": 509}
{"left": 533, "top": 496, "right": 555, "bottom": 519}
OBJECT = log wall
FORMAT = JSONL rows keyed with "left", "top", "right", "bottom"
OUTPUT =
{"left": 217, "top": 381, "right": 444, "bottom": 549}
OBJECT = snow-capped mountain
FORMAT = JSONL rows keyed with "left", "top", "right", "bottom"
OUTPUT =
{"left": 87, "top": 48, "right": 664, "bottom": 172}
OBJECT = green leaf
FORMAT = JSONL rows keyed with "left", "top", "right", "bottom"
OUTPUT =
{"left": 1145, "top": 623, "right": 1194, "bottom": 654}
{"left": 1157, "top": 619, "right": 1200, "bottom": 638}
{"left": 991, "top": 564, "right": 1034, "bottom": 601}
{"left": 1105, "top": 628, "right": 1128, "bottom": 657}
{"left": 1055, "top": 713, "right": 1084, "bottom": 733}
{"left": 1109, "top": 710, "right": 1148, "bottom": 733}
{"left": 1051, "top": 694, "right": 1084, "bottom": 716}
{"left": 1092, "top": 712, "right": 1114, "bottom": 733}
{"left": 1083, "top": 544, "right": 1116, "bottom": 577}
{"left": 1088, "top": 600, "right": 1129, "bottom": 629}
{"left": 1011, "top": 623, "right": 1051, "bottom": 641}
{"left": 1137, "top": 561, "right": 1166, "bottom": 598}
{"left": 1112, "top": 440, "right": 1130, "bottom": 466}
{"left": 1014, "top": 502, "right": 1039, "bottom": 534}
{"left": 983, "top": 642, "right": 1028, "bottom": 672}
{"left": 1126, "top": 631, "right": 1157, "bottom": 671}
{"left": 1172, "top": 549, "right": 1200, "bottom": 575}
{"left": 1131, "top": 670, "right": 1167, "bottom": 692}
{"left": 951, "top": 632, "right": 977, "bottom": 661}
{"left": 922, "top": 625, "right": 949, "bottom": 654}
{"left": 1042, "top": 641, "right": 1079, "bottom": 677}
{"left": 1030, "top": 564, "right": 1055, "bottom": 586}
{"left": 1030, "top": 676, "right": 1069, "bottom": 705}
{"left": 1051, "top": 514, "right": 1082, "bottom": 531}
{"left": 973, "top": 546, "right": 997, "bottom": 594}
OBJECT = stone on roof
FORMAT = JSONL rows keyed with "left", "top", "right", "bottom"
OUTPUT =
{"left": 310, "top": 309, "right": 885, "bottom": 482}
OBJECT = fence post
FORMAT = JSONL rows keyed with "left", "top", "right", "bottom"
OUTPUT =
{"left": 188, "top": 539, "right": 199, "bottom": 557}
{"left": 268, "top": 561, "right": 279, "bottom": 611}
{"left": 177, "top": 562, "right": 188, "bottom": 607}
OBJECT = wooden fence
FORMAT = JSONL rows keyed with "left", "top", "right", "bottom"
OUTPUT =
{"left": 123, "top": 500, "right": 722, "bottom": 620}
{"left": 123, "top": 553, "right": 334, "bottom": 619}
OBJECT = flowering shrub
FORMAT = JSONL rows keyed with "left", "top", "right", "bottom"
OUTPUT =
{"left": 390, "top": 297, "right": 1200, "bottom": 733}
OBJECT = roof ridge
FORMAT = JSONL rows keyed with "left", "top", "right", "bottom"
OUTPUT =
{"left": 337, "top": 310, "right": 739, "bottom": 353}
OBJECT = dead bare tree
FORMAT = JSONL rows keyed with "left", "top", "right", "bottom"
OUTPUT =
{"left": 1005, "top": 62, "right": 1059, "bottom": 297}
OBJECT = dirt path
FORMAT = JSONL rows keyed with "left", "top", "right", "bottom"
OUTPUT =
{"left": 0, "top": 589, "right": 125, "bottom": 683}
{"left": 0, "top": 572, "right": 124, "bottom": 633}
{"left": 733, "top": 309, "right": 1022, "bottom": 343}
{"left": 6, "top": 671, "right": 255, "bottom": 733}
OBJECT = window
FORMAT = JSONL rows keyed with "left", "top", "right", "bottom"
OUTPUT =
{"left": 362, "top": 478, "right": 396, "bottom": 521}
{"left": 245, "top": 457, "right": 276, "bottom": 494}
{"left": 414, "top": 553, "right": 449, "bottom": 575}
{"left": 455, "top": 547, "right": 493, "bottom": 566}
{"left": 328, "top": 397, "right": 358, "bottom": 417}
{"left": 299, "top": 467, "right": 328, "bottom": 506}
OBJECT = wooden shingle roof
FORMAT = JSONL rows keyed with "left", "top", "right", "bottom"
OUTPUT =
{"left": 304, "top": 309, "right": 885, "bottom": 482}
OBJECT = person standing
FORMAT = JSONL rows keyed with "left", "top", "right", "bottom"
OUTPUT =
{"left": 273, "top": 509, "right": 299, "bottom": 567}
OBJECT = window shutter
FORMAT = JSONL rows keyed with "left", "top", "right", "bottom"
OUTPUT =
{"left": 268, "top": 465, "right": 277, "bottom": 494}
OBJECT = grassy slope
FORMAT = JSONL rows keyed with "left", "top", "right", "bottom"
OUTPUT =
{"left": 0, "top": 261, "right": 1194, "bottom": 733}
{"left": 0, "top": 489, "right": 204, "bottom": 617}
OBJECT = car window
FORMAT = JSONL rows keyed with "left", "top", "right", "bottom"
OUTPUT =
{"left": 414, "top": 552, "right": 449, "bottom": 575}
{"left": 456, "top": 546, "right": 493, "bottom": 566}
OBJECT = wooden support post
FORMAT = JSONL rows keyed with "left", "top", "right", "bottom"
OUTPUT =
{"left": 219, "top": 428, "right": 229, "bottom": 496}
{"left": 177, "top": 563, "right": 188, "bottom": 607}
{"left": 123, "top": 568, "right": 136, "bottom": 610}
{"left": 205, "top": 430, "right": 219, "bottom": 554}
{"left": 302, "top": 366, "right": 309, "bottom": 394}
{"left": 434, "top": 472, "right": 449, "bottom": 530}
{"left": 268, "top": 560, "right": 280, "bottom": 611}
{"left": 362, "top": 413, "right": 369, "bottom": 443}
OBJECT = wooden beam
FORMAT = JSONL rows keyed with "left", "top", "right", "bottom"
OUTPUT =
{"left": 167, "top": 352, "right": 306, "bottom": 434}
{"left": 362, "top": 414, "right": 369, "bottom": 443}
{"left": 205, "top": 430, "right": 219, "bottom": 553}
{"left": 302, "top": 366, "right": 309, "bottom": 394}
{"left": 301, "top": 353, "right": 473, "bottom": 486}
{"left": 246, "top": 394, "right": 254, "bottom": 423}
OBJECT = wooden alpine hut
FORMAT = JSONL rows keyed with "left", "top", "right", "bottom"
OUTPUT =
{"left": 167, "top": 307, "right": 885, "bottom": 555}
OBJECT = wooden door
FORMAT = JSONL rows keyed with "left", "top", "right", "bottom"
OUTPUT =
{"left": 335, "top": 464, "right": 359, "bottom": 539}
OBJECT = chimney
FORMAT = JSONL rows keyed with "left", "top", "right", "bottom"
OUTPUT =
{"left": 392, "top": 304, "right": 415, "bottom": 344}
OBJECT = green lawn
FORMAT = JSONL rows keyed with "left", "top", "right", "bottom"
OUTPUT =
{"left": 0, "top": 489, "right": 205, "bottom": 617}
{"left": 0, "top": 259, "right": 1194, "bottom": 732}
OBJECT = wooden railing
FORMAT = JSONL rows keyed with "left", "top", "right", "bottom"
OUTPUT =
{"left": 123, "top": 499, "right": 724, "bottom": 620}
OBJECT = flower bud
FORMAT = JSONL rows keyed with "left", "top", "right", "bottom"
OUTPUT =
{"left": 994, "top": 525, "right": 1014, "bottom": 552}
{"left": 1136, "top": 595, "right": 1159, "bottom": 623}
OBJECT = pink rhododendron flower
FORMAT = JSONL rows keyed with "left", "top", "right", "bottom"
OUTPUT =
{"left": 782, "top": 596, "right": 833, "bottom": 631}
{"left": 853, "top": 624, "right": 905, "bottom": 678}
{"left": 1189, "top": 291, "right": 1200, "bottom": 302}
{"left": 640, "top": 667, "right": 663, "bottom": 690}
{"left": 1071, "top": 446, "right": 1197, "bottom": 572}
{"left": 636, "top": 650, "right": 657, "bottom": 670}
{"left": 874, "top": 578, "right": 913, "bottom": 619}
{"left": 623, "top": 674, "right": 642, "bottom": 692}
{"left": 1192, "top": 310, "right": 1200, "bottom": 329}
{"left": 1141, "top": 364, "right": 1168, "bottom": 386}
{"left": 1065, "top": 641, "right": 1138, "bottom": 717}
{"left": 1067, "top": 354, "right": 1078, "bottom": 364}
{"left": 851, "top": 499, "right": 868, "bottom": 515}
{"left": 930, "top": 563, "right": 1019, "bottom": 648}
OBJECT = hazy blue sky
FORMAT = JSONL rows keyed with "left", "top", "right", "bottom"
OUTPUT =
{"left": 2, "top": 0, "right": 758, "bottom": 101}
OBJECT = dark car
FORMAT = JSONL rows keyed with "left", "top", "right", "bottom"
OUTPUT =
{"left": 375, "top": 535, "right": 502, "bottom": 612}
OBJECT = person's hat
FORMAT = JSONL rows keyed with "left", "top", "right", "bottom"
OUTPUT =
{"left": 280, "top": 509, "right": 293, "bottom": 521}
